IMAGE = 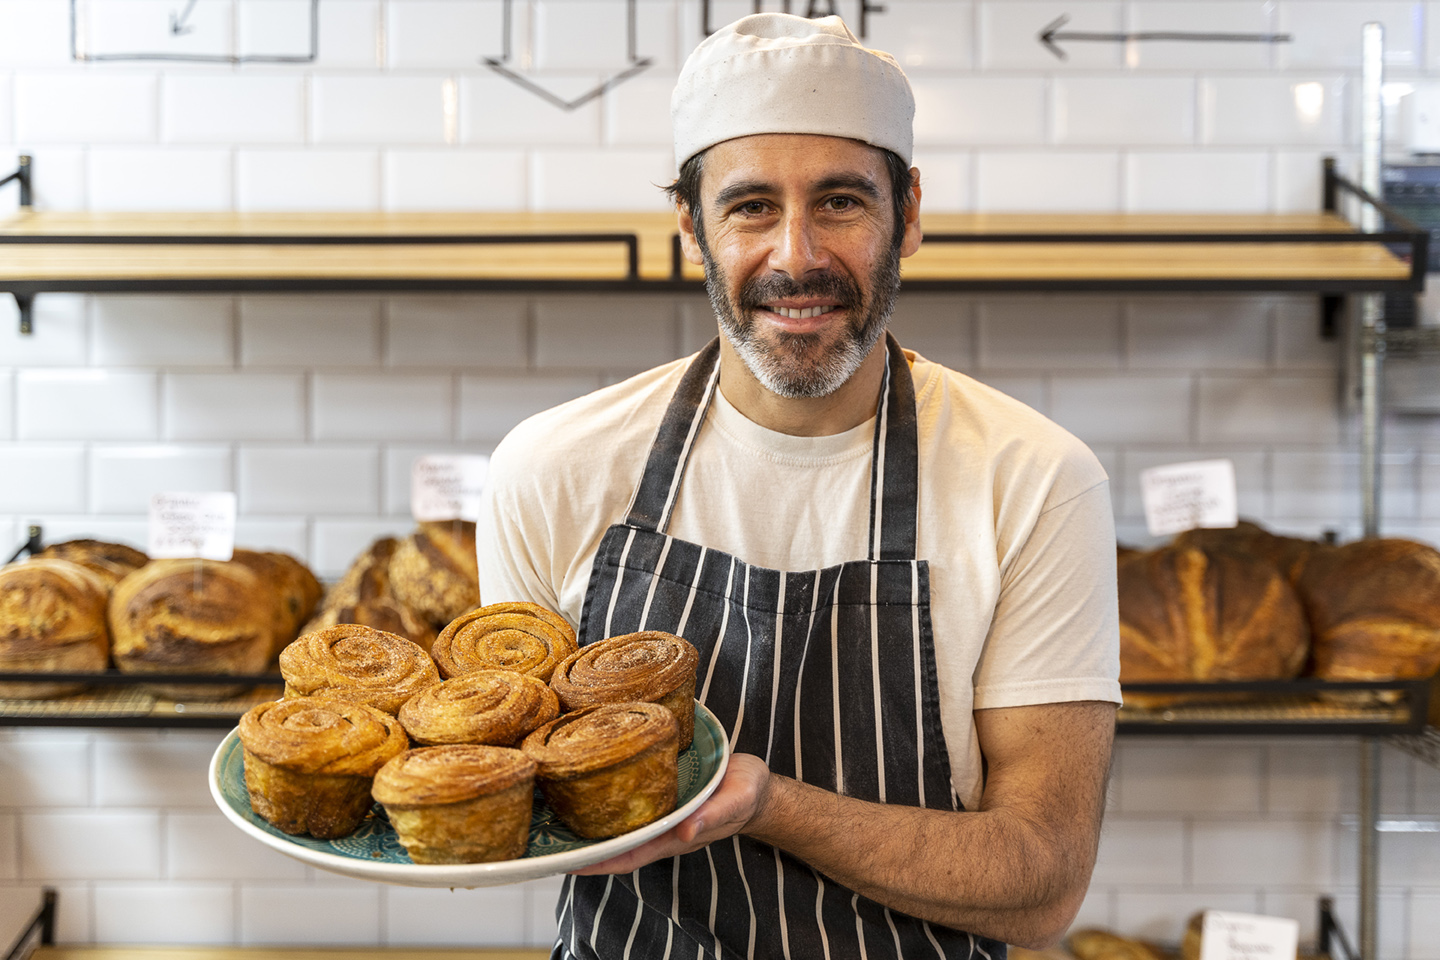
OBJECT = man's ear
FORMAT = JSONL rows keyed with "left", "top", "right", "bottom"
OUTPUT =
{"left": 900, "top": 167, "right": 923, "bottom": 259}
{"left": 678, "top": 203, "right": 706, "bottom": 266}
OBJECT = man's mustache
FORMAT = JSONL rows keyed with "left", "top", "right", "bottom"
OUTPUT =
{"left": 737, "top": 272, "right": 861, "bottom": 313}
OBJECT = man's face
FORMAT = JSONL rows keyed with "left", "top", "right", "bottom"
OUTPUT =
{"left": 681, "top": 135, "right": 920, "bottom": 400}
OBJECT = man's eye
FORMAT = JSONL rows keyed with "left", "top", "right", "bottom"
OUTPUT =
{"left": 825, "top": 197, "right": 856, "bottom": 211}
{"left": 739, "top": 201, "right": 768, "bottom": 215}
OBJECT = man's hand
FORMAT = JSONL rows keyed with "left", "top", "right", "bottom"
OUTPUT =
{"left": 571, "top": 700, "right": 1115, "bottom": 950}
{"left": 569, "top": 753, "right": 773, "bottom": 875}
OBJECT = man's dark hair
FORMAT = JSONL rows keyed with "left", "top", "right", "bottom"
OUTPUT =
{"left": 664, "top": 147, "right": 915, "bottom": 253}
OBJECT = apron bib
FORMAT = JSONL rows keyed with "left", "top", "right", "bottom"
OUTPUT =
{"left": 555, "top": 335, "right": 1005, "bottom": 960}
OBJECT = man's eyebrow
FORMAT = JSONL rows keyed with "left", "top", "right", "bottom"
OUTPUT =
{"left": 712, "top": 179, "right": 778, "bottom": 209}
{"left": 710, "top": 173, "right": 885, "bottom": 211}
{"left": 814, "top": 174, "right": 884, "bottom": 202}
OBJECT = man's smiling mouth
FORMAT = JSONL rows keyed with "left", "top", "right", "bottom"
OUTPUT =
{"left": 768, "top": 305, "right": 840, "bottom": 319}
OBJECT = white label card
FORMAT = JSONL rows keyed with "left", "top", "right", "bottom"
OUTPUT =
{"left": 1199, "top": 910, "right": 1299, "bottom": 960}
{"left": 411, "top": 455, "right": 489, "bottom": 522}
{"left": 148, "top": 491, "right": 237, "bottom": 561}
{"left": 1139, "top": 459, "right": 1239, "bottom": 537}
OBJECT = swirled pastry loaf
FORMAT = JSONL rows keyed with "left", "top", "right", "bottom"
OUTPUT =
{"left": 0, "top": 559, "right": 111, "bottom": 698}
{"left": 521, "top": 702, "right": 679, "bottom": 840}
{"left": 398, "top": 669, "right": 559, "bottom": 746}
{"left": 551, "top": 631, "right": 700, "bottom": 749}
{"left": 1295, "top": 538, "right": 1440, "bottom": 681}
{"left": 372, "top": 745, "right": 536, "bottom": 863}
{"left": 231, "top": 549, "right": 322, "bottom": 658}
{"left": 1118, "top": 543, "right": 1308, "bottom": 685}
{"left": 279, "top": 623, "right": 440, "bottom": 715}
{"left": 238, "top": 696, "right": 408, "bottom": 838}
{"left": 35, "top": 539, "right": 148, "bottom": 588}
{"left": 388, "top": 521, "right": 480, "bottom": 630}
{"left": 432, "top": 602, "right": 577, "bottom": 682}
{"left": 303, "top": 538, "right": 436, "bottom": 651}
{"left": 109, "top": 559, "right": 275, "bottom": 698}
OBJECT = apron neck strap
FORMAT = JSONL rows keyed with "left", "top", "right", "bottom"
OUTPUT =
{"left": 624, "top": 333, "right": 920, "bottom": 562}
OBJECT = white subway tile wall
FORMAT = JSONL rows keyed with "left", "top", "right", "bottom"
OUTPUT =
{"left": 2, "top": 1, "right": 1440, "bottom": 955}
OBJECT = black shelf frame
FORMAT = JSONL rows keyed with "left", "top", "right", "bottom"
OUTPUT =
{"left": 1116, "top": 677, "right": 1432, "bottom": 737}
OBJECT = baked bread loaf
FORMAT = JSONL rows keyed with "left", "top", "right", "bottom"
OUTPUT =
{"left": 1118, "top": 543, "right": 1308, "bottom": 685}
{"left": 230, "top": 549, "right": 322, "bottom": 659}
{"left": 432, "top": 601, "right": 577, "bottom": 682}
{"left": 238, "top": 696, "right": 408, "bottom": 839}
{"left": 551, "top": 631, "right": 700, "bottom": 749}
{"left": 0, "top": 559, "right": 111, "bottom": 698}
{"left": 109, "top": 559, "right": 274, "bottom": 698}
{"left": 398, "top": 669, "right": 560, "bottom": 746}
{"left": 279, "top": 623, "right": 440, "bottom": 715}
{"left": 372, "top": 744, "right": 536, "bottom": 864}
{"left": 303, "top": 538, "right": 436, "bottom": 651}
{"left": 1173, "top": 520, "right": 1317, "bottom": 583}
{"left": 388, "top": 521, "right": 480, "bottom": 630}
{"left": 35, "top": 538, "right": 148, "bottom": 588}
{"left": 1294, "top": 538, "right": 1440, "bottom": 681}
{"left": 522, "top": 701, "right": 679, "bottom": 840}
{"left": 1068, "top": 929, "right": 1168, "bottom": 960}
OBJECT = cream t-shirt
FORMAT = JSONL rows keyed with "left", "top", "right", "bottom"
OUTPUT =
{"left": 479, "top": 349, "right": 1121, "bottom": 810}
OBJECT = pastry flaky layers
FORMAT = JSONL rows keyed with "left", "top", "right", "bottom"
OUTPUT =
{"left": 522, "top": 701, "right": 679, "bottom": 840}
{"left": 279, "top": 623, "right": 440, "bottom": 715}
{"left": 432, "top": 601, "right": 578, "bottom": 682}
{"left": 398, "top": 669, "right": 559, "bottom": 747}
{"left": 0, "top": 559, "right": 111, "bottom": 698}
{"left": 238, "top": 696, "right": 408, "bottom": 839}
{"left": 372, "top": 745, "right": 537, "bottom": 864}
{"left": 551, "top": 631, "right": 700, "bottom": 749}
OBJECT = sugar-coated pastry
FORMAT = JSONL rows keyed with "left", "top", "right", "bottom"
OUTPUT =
{"left": 110, "top": 559, "right": 274, "bottom": 698}
{"left": 398, "top": 669, "right": 560, "bottom": 747}
{"left": 238, "top": 696, "right": 408, "bottom": 839}
{"left": 0, "top": 558, "right": 110, "bottom": 698}
{"left": 432, "top": 601, "right": 577, "bottom": 682}
{"left": 388, "top": 521, "right": 480, "bottom": 630}
{"left": 371, "top": 744, "right": 536, "bottom": 864}
{"left": 279, "top": 623, "right": 440, "bottom": 715}
{"left": 550, "top": 631, "right": 699, "bottom": 749}
{"left": 522, "top": 701, "right": 679, "bottom": 840}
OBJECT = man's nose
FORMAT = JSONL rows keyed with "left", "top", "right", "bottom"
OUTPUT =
{"left": 768, "top": 211, "right": 830, "bottom": 277}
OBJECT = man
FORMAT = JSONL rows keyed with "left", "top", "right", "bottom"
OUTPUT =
{"left": 479, "top": 13, "right": 1120, "bottom": 959}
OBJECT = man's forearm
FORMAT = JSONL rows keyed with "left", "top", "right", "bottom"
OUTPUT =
{"left": 744, "top": 774, "right": 1087, "bottom": 948}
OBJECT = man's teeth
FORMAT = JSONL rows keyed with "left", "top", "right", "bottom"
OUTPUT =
{"left": 771, "top": 305, "right": 834, "bottom": 319}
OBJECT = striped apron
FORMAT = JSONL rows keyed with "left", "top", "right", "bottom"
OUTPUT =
{"left": 555, "top": 334, "right": 1004, "bottom": 960}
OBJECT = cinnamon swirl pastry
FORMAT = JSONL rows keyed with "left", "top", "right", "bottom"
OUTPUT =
{"left": 432, "top": 602, "right": 577, "bottom": 682}
{"left": 550, "top": 632, "right": 700, "bottom": 749}
{"left": 279, "top": 623, "right": 440, "bottom": 715}
{"left": 238, "top": 696, "right": 408, "bottom": 839}
{"left": 388, "top": 521, "right": 480, "bottom": 630}
{"left": 371, "top": 744, "right": 536, "bottom": 864}
{"left": 110, "top": 559, "right": 274, "bottom": 698}
{"left": 0, "top": 559, "right": 110, "bottom": 698}
{"left": 521, "top": 702, "right": 679, "bottom": 839}
{"left": 399, "top": 669, "right": 560, "bottom": 747}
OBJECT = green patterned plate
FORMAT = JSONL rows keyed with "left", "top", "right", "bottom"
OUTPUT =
{"left": 209, "top": 702, "right": 729, "bottom": 887}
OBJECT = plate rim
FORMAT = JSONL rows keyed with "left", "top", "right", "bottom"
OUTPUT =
{"left": 208, "top": 701, "right": 729, "bottom": 887}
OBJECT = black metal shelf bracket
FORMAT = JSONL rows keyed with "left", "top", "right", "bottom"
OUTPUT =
{"left": 2, "top": 887, "right": 56, "bottom": 960}
{"left": 4, "top": 524, "right": 43, "bottom": 565}
{"left": 0, "top": 154, "right": 32, "bottom": 208}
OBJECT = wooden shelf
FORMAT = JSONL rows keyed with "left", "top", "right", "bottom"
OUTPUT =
{"left": 0, "top": 209, "right": 1421, "bottom": 294}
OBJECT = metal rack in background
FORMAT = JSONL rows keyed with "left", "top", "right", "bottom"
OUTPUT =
{"left": 1117, "top": 678, "right": 1432, "bottom": 737}
{"left": 2, "top": 889, "right": 53, "bottom": 960}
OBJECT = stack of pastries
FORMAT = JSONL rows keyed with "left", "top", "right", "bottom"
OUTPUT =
{"left": 0, "top": 538, "right": 322, "bottom": 700}
{"left": 239, "top": 606, "right": 702, "bottom": 865}
{"left": 1117, "top": 520, "right": 1440, "bottom": 702}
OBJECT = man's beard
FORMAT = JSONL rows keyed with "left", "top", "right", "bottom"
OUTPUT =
{"left": 699, "top": 236, "right": 902, "bottom": 400}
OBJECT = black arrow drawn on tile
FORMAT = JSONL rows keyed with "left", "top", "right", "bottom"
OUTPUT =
{"left": 169, "top": 0, "right": 199, "bottom": 35}
{"left": 1038, "top": 14, "right": 1292, "bottom": 60}
{"left": 483, "top": 0, "right": 653, "bottom": 111}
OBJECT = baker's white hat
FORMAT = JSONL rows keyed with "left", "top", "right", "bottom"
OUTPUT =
{"left": 671, "top": 13, "right": 915, "bottom": 167}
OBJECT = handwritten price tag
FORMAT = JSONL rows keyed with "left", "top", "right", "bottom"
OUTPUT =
{"left": 1139, "top": 459, "right": 1238, "bottom": 537}
{"left": 1198, "top": 911, "right": 1299, "bottom": 960}
{"left": 148, "top": 492, "right": 237, "bottom": 561}
{"left": 411, "top": 455, "right": 489, "bottom": 522}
